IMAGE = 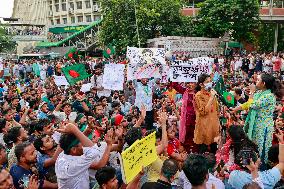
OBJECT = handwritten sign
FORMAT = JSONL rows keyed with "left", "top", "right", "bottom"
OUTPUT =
{"left": 102, "top": 64, "right": 125, "bottom": 90}
{"left": 127, "top": 47, "right": 166, "bottom": 80}
{"left": 170, "top": 57, "right": 212, "bottom": 82}
{"left": 53, "top": 75, "right": 69, "bottom": 86}
{"left": 121, "top": 132, "right": 158, "bottom": 184}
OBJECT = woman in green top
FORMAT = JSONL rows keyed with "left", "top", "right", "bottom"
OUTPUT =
{"left": 233, "top": 74, "right": 282, "bottom": 163}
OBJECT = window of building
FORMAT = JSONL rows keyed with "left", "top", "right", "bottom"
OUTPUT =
{"left": 76, "top": 1, "right": 82, "bottom": 9}
{"left": 94, "top": 15, "right": 101, "bottom": 21}
{"left": 71, "top": 16, "right": 75, "bottom": 23}
{"left": 62, "top": 17, "right": 67, "bottom": 24}
{"left": 48, "top": 0, "right": 52, "bottom": 5}
{"left": 86, "top": 15, "right": 92, "bottom": 22}
{"left": 56, "top": 19, "right": 60, "bottom": 24}
{"left": 55, "top": 4, "right": 59, "bottom": 12}
{"left": 69, "top": 2, "right": 74, "bottom": 10}
{"left": 85, "top": 0, "right": 91, "bottom": 8}
{"left": 62, "top": 3, "right": 67, "bottom": 11}
{"left": 77, "top": 16, "right": 83, "bottom": 22}
{"left": 55, "top": 0, "right": 59, "bottom": 3}
{"left": 50, "top": 20, "right": 54, "bottom": 25}
{"left": 49, "top": 5, "right": 52, "bottom": 11}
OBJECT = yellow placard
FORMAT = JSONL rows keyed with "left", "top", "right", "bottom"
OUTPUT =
{"left": 121, "top": 131, "right": 158, "bottom": 184}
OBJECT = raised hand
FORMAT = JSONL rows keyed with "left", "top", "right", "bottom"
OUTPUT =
{"left": 27, "top": 175, "right": 39, "bottom": 189}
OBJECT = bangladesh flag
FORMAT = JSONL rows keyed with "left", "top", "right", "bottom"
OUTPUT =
{"left": 223, "top": 91, "right": 235, "bottom": 107}
{"left": 65, "top": 48, "right": 79, "bottom": 59}
{"left": 103, "top": 46, "right": 115, "bottom": 58}
{"left": 62, "top": 64, "right": 92, "bottom": 85}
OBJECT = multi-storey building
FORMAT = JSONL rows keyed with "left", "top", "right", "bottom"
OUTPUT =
{"left": 10, "top": 0, "right": 102, "bottom": 54}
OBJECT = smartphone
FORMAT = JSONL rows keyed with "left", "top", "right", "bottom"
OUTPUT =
{"left": 241, "top": 149, "right": 253, "bottom": 166}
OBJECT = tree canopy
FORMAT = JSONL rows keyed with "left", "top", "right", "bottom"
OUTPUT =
{"left": 194, "top": 0, "right": 260, "bottom": 43}
{"left": 98, "top": 0, "right": 193, "bottom": 50}
{"left": 0, "top": 26, "right": 16, "bottom": 53}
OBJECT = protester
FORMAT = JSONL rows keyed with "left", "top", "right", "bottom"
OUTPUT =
{"left": 0, "top": 51, "right": 282, "bottom": 189}
{"left": 194, "top": 74, "right": 220, "bottom": 153}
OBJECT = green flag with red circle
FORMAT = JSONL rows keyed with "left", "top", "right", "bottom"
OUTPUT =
{"left": 62, "top": 64, "right": 92, "bottom": 85}
{"left": 103, "top": 46, "right": 115, "bottom": 58}
{"left": 222, "top": 91, "right": 235, "bottom": 107}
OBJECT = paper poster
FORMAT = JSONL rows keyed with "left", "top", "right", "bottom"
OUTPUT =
{"left": 102, "top": 63, "right": 125, "bottom": 90}
{"left": 169, "top": 58, "right": 212, "bottom": 82}
{"left": 127, "top": 47, "right": 166, "bottom": 80}
{"left": 53, "top": 75, "right": 69, "bottom": 86}
{"left": 121, "top": 132, "right": 158, "bottom": 184}
{"left": 80, "top": 83, "right": 92, "bottom": 92}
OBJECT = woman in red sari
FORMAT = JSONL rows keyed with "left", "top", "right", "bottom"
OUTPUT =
{"left": 170, "top": 82, "right": 197, "bottom": 153}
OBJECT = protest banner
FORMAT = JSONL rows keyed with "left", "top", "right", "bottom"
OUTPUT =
{"left": 127, "top": 47, "right": 166, "bottom": 80}
{"left": 53, "top": 75, "right": 69, "bottom": 86}
{"left": 121, "top": 132, "right": 158, "bottom": 184}
{"left": 170, "top": 57, "right": 213, "bottom": 82}
{"left": 80, "top": 83, "right": 92, "bottom": 92}
{"left": 102, "top": 63, "right": 125, "bottom": 90}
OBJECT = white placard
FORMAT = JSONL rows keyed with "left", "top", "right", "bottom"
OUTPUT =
{"left": 80, "top": 83, "right": 92, "bottom": 93}
{"left": 53, "top": 75, "right": 69, "bottom": 86}
{"left": 170, "top": 58, "right": 213, "bottom": 82}
{"left": 127, "top": 47, "right": 166, "bottom": 80}
{"left": 102, "top": 63, "right": 125, "bottom": 90}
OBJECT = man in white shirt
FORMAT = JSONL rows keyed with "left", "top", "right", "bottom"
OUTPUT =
{"left": 55, "top": 122, "right": 99, "bottom": 189}
{"left": 53, "top": 102, "right": 77, "bottom": 122}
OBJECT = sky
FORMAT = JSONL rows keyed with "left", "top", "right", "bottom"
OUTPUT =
{"left": 0, "top": 0, "right": 14, "bottom": 18}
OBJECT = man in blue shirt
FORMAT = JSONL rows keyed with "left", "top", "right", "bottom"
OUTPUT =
{"left": 37, "top": 102, "right": 49, "bottom": 120}
{"left": 228, "top": 133, "right": 284, "bottom": 189}
{"left": 10, "top": 142, "right": 57, "bottom": 189}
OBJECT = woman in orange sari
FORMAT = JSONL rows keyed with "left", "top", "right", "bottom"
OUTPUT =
{"left": 194, "top": 74, "right": 220, "bottom": 153}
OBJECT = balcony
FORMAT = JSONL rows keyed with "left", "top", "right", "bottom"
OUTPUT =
{"left": 11, "top": 35, "right": 47, "bottom": 42}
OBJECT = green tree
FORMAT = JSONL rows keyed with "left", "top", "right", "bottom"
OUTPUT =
{"left": 0, "top": 25, "right": 16, "bottom": 53}
{"left": 98, "top": 0, "right": 193, "bottom": 51}
{"left": 195, "top": 0, "right": 260, "bottom": 43}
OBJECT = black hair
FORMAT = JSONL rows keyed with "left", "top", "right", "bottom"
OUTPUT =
{"left": 228, "top": 125, "right": 258, "bottom": 161}
{"left": 203, "top": 153, "right": 216, "bottom": 172}
{"left": 98, "top": 96, "right": 107, "bottom": 103}
{"left": 183, "top": 154, "right": 208, "bottom": 186}
{"left": 261, "top": 74, "right": 282, "bottom": 98}
{"left": 3, "top": 126, "right": 21, "bottom": 145}
{"left": 111, "top": 101, "right": 120, "bottom": 109}
{"left": 95, "top": 166, "right": 116, "bottom": 186}
{"left": 59, "top": 133, "right": 77, "bottom": 154}
{"left": 195, "top": 73, "right": 210, "bottom": 92}
{"left": 161, "top": 159, "right": 179, "bottom": 182}
{"left": 268, "top": 145, "right": 279, "bottom": 165}
{"left": 125, "top": 127, "right": 142, "bottom": 146}
{"left": 33, "top": 135, "right": 46, "bottom": 154}
{"left": 14, "top": 141, "right": 32, "bottom": 162}
{"left": 242, "top": 182, "right": 262, "bottom": 189}
{"left": 234, "top": 88, "right": 242, "bottom": 96}
{"left": 0, "top": 119, "right": 7, "bottom": 133}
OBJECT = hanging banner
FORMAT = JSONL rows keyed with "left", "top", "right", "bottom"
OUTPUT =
{"left": 102, "top": 63, "right": 125, "bottom": 90}
{"left": 170, "top": 57, "right": 213, "bottom": 82}
{"left": 126, "top": 47, "right": 166, "bottom": 80}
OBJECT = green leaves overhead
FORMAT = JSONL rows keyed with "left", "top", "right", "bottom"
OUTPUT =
{"left": 98, "top": 0, "right": 194, "bottom": 50}
{"left": 195, "top": 0, "right": 260, "bottom": 43}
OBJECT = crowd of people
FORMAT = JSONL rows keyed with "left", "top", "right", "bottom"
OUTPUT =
{"left": 7, "top": 27, "right": 45, "bottom": 36}
{"left": 0, "top": 51, "right": 283, "bottom": 189}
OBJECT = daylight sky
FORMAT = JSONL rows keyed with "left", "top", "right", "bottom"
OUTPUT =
{"left": 0, "top": 0, "right": 14, "bottom": 18}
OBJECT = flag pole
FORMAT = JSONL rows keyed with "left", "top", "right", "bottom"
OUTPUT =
{"left": 134, "top": 0, "right": 141, "bottom": 48}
